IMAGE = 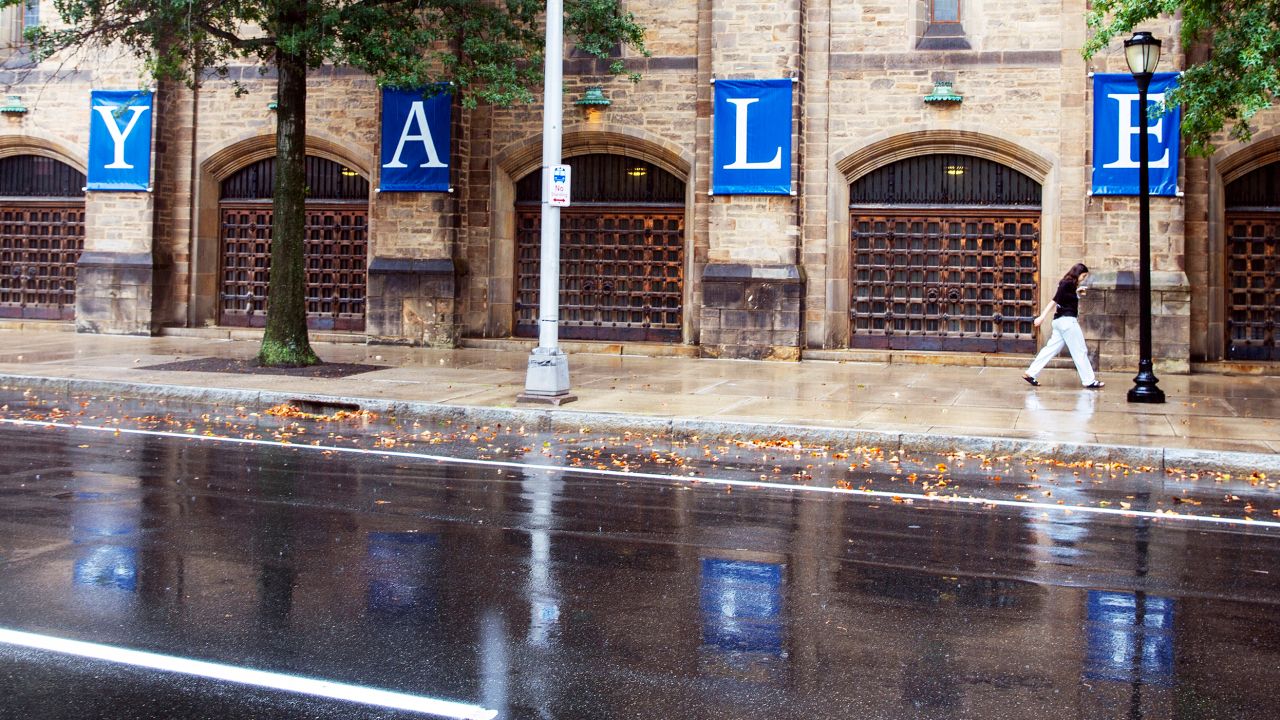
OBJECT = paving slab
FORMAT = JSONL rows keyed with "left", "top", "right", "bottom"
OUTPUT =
{"left": 0, "top": 328, "right": 1279, "bottom": 475}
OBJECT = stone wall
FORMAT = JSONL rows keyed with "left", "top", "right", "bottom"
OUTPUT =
{"left": 0, "top": 3, "right": 1275, "bottom": 369}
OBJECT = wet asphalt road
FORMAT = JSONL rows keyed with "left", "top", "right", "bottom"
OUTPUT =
{"left": 0, "top": 393, "right": 1279, "bottom": 719}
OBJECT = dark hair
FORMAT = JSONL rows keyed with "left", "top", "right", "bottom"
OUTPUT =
{"left": 1062, "top": 263, "right": 1090, "bottom": 286}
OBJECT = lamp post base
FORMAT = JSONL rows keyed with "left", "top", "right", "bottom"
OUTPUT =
{"left": 519, "top": 347, "right": 575, "bottom": 405}
{"left": 1127, "top": 363, "right": 1166, "bottom": 404}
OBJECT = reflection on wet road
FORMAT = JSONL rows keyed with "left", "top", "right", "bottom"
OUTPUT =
{"left": 0, "top": 394, "right": 1278, "bottom": 718}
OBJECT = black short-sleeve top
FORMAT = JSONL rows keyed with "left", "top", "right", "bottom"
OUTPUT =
{"left": 1052, "top": 280, "right": 1080, "bottom": 318}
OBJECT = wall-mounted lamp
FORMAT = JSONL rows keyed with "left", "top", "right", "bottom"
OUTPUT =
{"left": 0, "top": 95, "right": 28, "bottom": 114}
{"left": 575, "top": 86, "right": 611, "bottom": 122}
{"left": 267, "top": 94, "right": 278, "bottom": 111}
{"left": 924, "top": 80, "right": 963, "bottom": 105}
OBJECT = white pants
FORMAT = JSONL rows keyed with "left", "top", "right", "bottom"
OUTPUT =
{"left": 1025, "top": 316, "right": 1097, "bottom": 386}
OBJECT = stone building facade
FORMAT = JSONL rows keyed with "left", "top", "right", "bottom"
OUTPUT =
{"left": 1, "top": 0, "right": 1278, "bottom": 372}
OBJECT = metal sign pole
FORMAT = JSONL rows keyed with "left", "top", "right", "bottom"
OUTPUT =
{"left": 519, "top": 0, "right": 576, "bottom": 404}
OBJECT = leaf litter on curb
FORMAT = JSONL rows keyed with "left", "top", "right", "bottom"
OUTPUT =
{"left": 0, "top": 389, "right": 1276, "bottom": 524}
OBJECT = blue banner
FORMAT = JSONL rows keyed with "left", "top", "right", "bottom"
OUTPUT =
{"left": 1091, "top": 73, "right": 1181, "bottom": 196}
{"left": 87, "top": 90, "right": 153, "bottom": 191}
{"left": 379, "top": 86, "right": 451, "bottom": 192}
{"left": 713, "top": 79, "right": 793, "bottom": 195}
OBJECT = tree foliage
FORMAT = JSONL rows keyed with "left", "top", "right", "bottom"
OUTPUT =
{"left": 17, "top": 0, "right": 648, "bottom": 104}
{"left": 1084, "top": 0, "right": 1280, "bottom": 155}
{"left": 8, "top": 0, "right": 648, "bottom": 365}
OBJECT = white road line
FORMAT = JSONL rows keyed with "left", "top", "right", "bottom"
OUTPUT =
{"left": 2, "top": 416, "right": 1278, "bottom": 531}
{"left": 0, "top": 627, "right": 497, "bottom": 720}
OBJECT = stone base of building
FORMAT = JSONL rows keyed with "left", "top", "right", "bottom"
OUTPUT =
{"left": 366, "top": 258, "right": 459, "bottom": 348}
{"left": 75, "top": 252, "right": 155, "bottom": 336}
{"left": 1082, "top": 270, "right": 1191, "bottom": 375}
{"left": 698, "top": 264, "right": 802, "bottom": 361}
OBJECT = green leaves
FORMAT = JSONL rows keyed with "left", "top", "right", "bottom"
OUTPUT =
{"left": 7, "top": 0, "right": 649, "bottom": 108}
{"left": 1084, "top": 0, "right": 1280, "bottom": 154}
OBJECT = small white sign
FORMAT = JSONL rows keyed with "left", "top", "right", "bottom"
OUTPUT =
{"left": 548, "top": 164, "right": 571, "bottom": 207}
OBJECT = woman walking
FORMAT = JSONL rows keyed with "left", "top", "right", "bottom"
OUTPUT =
{"left": 1023, "top": 263, "right": 1104, "bottom": 388}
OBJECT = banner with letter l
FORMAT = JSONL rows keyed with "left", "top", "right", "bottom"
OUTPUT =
{"left": 379, "top": 86, "right": 452, "bottom": 192}
{"left": 1091, "top": 72, "right": 1181, "bottom": 196}
{"left": 87, "top": 90, "right": 154, "bottom": 191}
{"left": 712, "top": 79, "right": 793, "bottom": 195}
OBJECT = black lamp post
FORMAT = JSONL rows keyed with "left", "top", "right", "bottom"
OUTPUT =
{"left": 1124, "top": 31, "right": 1166, "bottom": 404}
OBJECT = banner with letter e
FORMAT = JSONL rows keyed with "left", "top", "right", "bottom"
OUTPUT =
{"left": 379, "top": 86, "right": 452, "bottom": 192}
{"left": 1091, "top": 73, "right": 1181, "bottom": 196}
{"left": 712, "top": 79, "right": 793, "bottom": 195}
{"left": 87, "top": 90, "right": 154, "bottom": 191}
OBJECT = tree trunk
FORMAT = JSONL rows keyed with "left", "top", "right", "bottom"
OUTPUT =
{"left": 258, "top": 3, "right": 319, "bottom": 367}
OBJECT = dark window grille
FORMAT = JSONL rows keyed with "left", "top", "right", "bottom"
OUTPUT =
{"left": 1226, "top": 163, "right": 1280, "bottom": 210}
{"left": 0, "top": 155, "right": 85, "bottom": 197}
{"left": 516, "top": 154, "right": 684, "bottom": 205}
{"left": 220, "top": 156, "right": 368, "bottom": 201}
{"left": 850, "top": 154, "right": 1040, "bottom": 207}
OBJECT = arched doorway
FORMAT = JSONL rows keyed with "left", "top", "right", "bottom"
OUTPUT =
{"left": 514, "top": 153, "right": 685, "bottom": 342}
{"left": 1225, "top": 160, "right": 1279, "bottom": 360}
{"left": 848, "top": 153, "right": 1042, "bottom": 352}
{"left": 218, "top": 156, "right": 368, "bottom": 330}
{"left": 0, "top": 154, "right": 85, "bottom": 320}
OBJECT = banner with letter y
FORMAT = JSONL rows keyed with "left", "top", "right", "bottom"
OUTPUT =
{"left": 87, "top": 90, "right": 154, "bottom": 191}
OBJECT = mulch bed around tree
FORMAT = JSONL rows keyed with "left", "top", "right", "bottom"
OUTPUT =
{"left": 140, "top": 357, "right": 387, "bottom": 378}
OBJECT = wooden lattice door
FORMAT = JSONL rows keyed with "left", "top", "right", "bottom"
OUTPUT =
{"left": 219, "top": 203, "right": 368, "bottom": 331}
{"left": 1225, "top": 214, "right": 1278, "bottom": 361}
{"left": 218, "top": 156, "right": 368, "bottom": 331}
{"left": 1225, "top": 161, "right": 1279, "bottom": 361}
{"left": 0, "top": 156, "right": 86, "bottom": 320}
{"left": 848, "top": 154, "right": 1042, "bottom": 353}
{"left": 514, "top": 154, "right": 686, "bottom": 343}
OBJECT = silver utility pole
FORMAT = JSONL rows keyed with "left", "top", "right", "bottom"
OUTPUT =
{"left": 519, "top": 0, "right": 576, "bottom": 405}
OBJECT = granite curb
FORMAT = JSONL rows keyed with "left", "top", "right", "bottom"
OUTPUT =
{"left": 3, "top": 373, "right": 1278, "bottom": 477}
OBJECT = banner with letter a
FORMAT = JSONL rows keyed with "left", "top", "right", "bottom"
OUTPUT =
{"left": 379, "top": 86, "right": 452, "bottom": 192}
{"left": 712, "top": 79, "right": 793, "bottom": 195}
{"left": 87, "top": 90, "right": 154, "bottom": 191}
{"left": 1091, "top": 73, "right": 1181, "bottom": 196}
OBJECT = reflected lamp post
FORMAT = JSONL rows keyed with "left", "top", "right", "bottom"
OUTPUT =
{"left": 1124, "top": 31, "right": 1166, "bottom": 404}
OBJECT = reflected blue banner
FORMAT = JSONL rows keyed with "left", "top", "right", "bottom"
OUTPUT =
{"left": 379, "top": 86, "right": 451, "bottom": 192}
{"left": 700, "top": 558, "right": 783, "bottom": 654}
{"left": 88, "top": 90, "right": 153, "bottom": 191}
{"left": 1084, "top": 590, "right": 1175, "bottom": 686}
{"left": 712, "top": 79, "right": 793, "bottom": 195}
{"left": 366, "top": 532, "right": 440, "bottom": 614}
{"left": 1091, "top": 73, "right": 1181, "bottom": 196}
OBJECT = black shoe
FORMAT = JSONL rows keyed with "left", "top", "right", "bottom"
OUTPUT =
{"left": 1023, "top": 375, "right": 1040, "bottom": 387}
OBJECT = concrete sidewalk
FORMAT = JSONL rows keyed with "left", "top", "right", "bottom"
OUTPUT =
{"left": 0, "top": 328, "right": 1278, "bottom": 473}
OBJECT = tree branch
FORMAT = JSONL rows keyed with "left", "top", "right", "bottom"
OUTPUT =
{"left": 196, "top": 20, "right": 274, "bottom": 51}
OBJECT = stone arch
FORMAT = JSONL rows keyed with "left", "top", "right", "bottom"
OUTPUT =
{"left": 201, "top": 132, "right": 372, "bottom": 183}
{"left": 190, "top": 133, "right": 372, "bottom": 327}
{"left": 482, "top": 124, "right": 697, "bottom": 341}
{"left": 834, "top": 128, "right": 1054, "bottom": 185}
{"left": 820, "top": 128, "right": 1058, "bottom": 351}
{"left": 1201, "top": 130, "right": 1280, "bottom": 360}
{"left": 0, "top": 133, "right": 89, "bottom": 174}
